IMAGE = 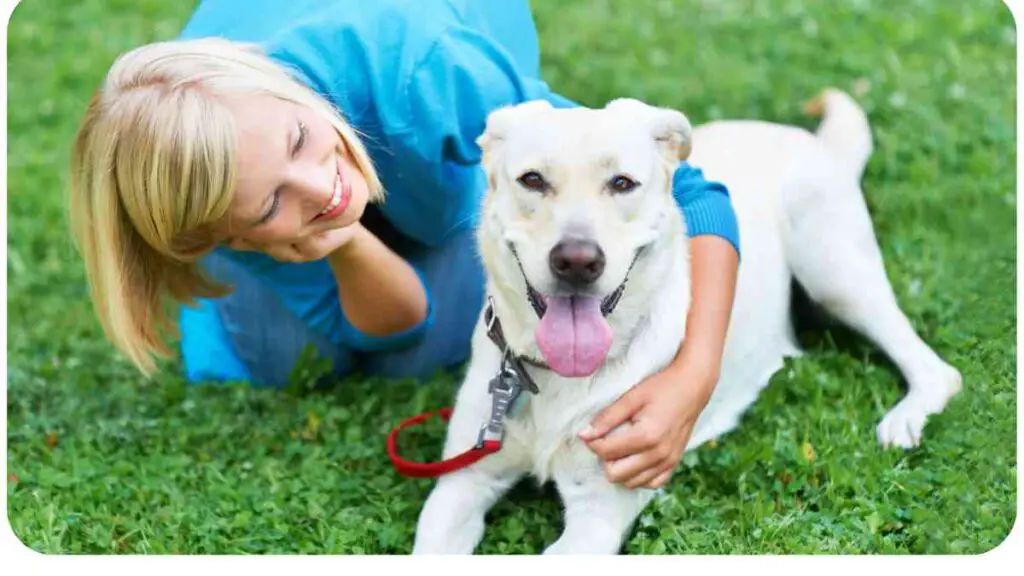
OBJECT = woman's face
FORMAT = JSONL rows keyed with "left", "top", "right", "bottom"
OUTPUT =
{"left": 218, "top": 95, "right": 371, "bottom": 247}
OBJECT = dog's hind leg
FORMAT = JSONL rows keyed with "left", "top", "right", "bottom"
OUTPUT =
{"left": 781, "top": 167, "right": 961, "bottom": 449}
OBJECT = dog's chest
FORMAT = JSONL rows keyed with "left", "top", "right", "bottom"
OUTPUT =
{"left": 498, "top": 372, "right": 623, "bottom": 484}
{"left": 494, "top": 312, "right": 688, "bottom": 484}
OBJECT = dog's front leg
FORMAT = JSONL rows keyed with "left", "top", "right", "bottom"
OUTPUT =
{"left": 412, "top": 465, "right": 524, "bottom": 554}
{"left": 412, "top": 341, "right": 528, "bottom": 554}
{"left": 544, "top": 464, "right": 656, "bottom": 554}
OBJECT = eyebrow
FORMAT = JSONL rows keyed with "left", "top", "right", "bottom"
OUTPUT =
{"left": 598, "top": 155, "right": 618, "bottom": 170}
{"left": 516, "top": 157, "right": 552, "bottom": 174}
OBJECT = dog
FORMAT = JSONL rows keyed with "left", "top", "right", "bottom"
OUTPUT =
{"left": 410, "top": 89, "right": 962, "bottom": 554}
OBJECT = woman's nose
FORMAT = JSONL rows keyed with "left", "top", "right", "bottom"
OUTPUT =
{"left": 291, "top": 162, "right": 334, "bottom": 215}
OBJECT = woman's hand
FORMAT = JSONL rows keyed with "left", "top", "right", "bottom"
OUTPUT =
{"left": 580, "top": 235, "right": 739, "bottom": 490}
{"left": 229, "top": 222, "right": 365, "bottom": 263}
{"left": 579, "top": 348, "right": 718, "bottom": 489}
{"left": 231, "top": 221, "right": 427, "bottom": 336}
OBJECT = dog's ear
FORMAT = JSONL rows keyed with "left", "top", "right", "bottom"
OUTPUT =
{"left": 605, "top": 98, "right": 693, "bottom": 162}
{"left": 477, "top": 99, "right": 555, "bottom": 156}
{"left": 650, "top": 107, "right": 693, "bottom": 162}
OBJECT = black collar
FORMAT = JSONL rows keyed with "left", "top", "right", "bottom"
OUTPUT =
{"left": 483, "top": 296, "right": 544, "bottom": 395}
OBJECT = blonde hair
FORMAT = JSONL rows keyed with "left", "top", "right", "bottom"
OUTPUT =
{"left": 69, "top": 37, "right": 383, "bottom": 375}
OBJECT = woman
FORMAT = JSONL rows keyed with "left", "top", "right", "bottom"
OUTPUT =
{"left": 69, "top": 0, "right": 739, "bottom": 490}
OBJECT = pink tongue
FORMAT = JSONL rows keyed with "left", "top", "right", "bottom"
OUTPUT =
{"left": 535, "top": 296, "right": 613, "bottom": 377}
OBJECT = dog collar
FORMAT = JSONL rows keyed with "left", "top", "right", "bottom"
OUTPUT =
{"left": 483, "top": 296, "right": 546, "bottom": 393}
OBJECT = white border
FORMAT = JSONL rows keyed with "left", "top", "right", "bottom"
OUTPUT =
{"left": 0, "top": 0, "right": 1020, "bottom": 572}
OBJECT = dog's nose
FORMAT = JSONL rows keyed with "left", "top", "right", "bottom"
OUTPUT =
{"left": 549, "top": 239, "right": 605, "bottom": 286}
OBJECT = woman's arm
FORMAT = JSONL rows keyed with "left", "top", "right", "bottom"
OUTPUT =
{"left": 228, "top": 220, "right": 432, "bottom": 347}
{"left": 669, "top": 234, "right": 738, "bottom": 384}
{"left": 326, "top": 223, "right": 430, "bottom": 338}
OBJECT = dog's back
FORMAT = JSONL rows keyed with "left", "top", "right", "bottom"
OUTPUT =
{"left": 682, "top": 89, "right": 878, "bottom": 446}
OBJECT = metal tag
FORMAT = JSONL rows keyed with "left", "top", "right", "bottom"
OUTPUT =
{"left": 506, "top": 375, "right": 529, "bottom": 418}
{"left": 488, "top": 366, "right": 524, "bottom": 420}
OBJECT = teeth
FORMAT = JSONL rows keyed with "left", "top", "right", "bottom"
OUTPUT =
{"left": 318, "top": 177, "right": 342, "bottom": 216}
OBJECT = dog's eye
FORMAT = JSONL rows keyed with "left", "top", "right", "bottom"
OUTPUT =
{"left": 517, "top": 171, "right": 547, "bottom": 192}
{"left": 609, "top": 175, "right": 640, "bottom": 193}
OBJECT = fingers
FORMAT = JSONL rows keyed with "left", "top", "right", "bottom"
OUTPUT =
{"left": 226, "top": 226, "right": 361, "bottom": 263}
{"left": 283, "top": 226, "right": 363, "bottom": 262}
{"left": 228, "top": 237, "right": 301, "bottom": 261}
{"left": 264, "top": 243, "right": 304, "bottom": 263}
{"left": 588, "top": 419, "right": 687, "bottom": 488}
{"left": 228, "top": 238, "right": 257, "bottom": 252}
{"left": 648, "top": 468, "right": 674, "bottom": 490}
{"left": 604, "top": 448, "right": 677, "bottom": 489}
{"left": 585, "top": 418, "right": 664, "bottom": 462}
{"left": 624, "top": 463, "right": 668, "bottom": 490}
{"left": 602, "top": 438, "right": 678, "bottom": 486}
{"left": 604, "top": 450, "right": 658, "bottom": 485}
{"left": 299, "top": 229, "right": 350, "bottom": 260}
{"left": 579, "top": 388, "right": 645, "bottom": 442}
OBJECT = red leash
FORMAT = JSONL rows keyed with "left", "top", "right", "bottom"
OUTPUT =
{"left": 387, "top": 296, "right": 538, "bottom": 479}
{"left": 386, "top": 406, "right": 502, "bottom": 478}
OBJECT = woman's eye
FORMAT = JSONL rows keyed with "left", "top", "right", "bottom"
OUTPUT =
{"left": 609, "top": 175, "right": 640, "bottom": 193}
{"left": 516, "top": 171, "right": 547, "bottom": 192}
{"left": 292, "top": 121, "right": 307, "bottom": 156}
{"left": 259, "top": 191, "right": 281, "bottom": 225}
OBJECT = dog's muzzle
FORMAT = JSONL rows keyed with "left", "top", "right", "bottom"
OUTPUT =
{"left": 508, "top": 242, "right": 644, "bottom": 318}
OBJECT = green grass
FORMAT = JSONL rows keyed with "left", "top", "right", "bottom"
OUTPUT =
{"left": 5, "top": 0, "right": 1017, "bottom": 555}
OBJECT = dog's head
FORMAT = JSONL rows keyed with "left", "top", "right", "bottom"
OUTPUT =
{"left": 476, "top": 98, "right": 692, "bottom": 378}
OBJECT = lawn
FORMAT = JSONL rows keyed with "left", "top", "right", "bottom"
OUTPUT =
{"left": 5, "top": 0, "right": 1017, "bottom": 555}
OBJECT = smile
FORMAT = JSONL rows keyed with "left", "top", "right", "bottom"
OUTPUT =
{"left": 314, "top": 155, "right": 351, "bottom": 222}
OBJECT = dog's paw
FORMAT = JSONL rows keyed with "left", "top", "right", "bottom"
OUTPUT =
{"left": 876, "top": 397, "right": 930, "bottom": 449}
{"left": 876, "top": 362, "right": 962, "bottom": 450}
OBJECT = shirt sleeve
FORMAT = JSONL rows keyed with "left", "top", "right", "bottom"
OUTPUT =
{"left": 400, "top": 25, "right": 741, "bottom": 257}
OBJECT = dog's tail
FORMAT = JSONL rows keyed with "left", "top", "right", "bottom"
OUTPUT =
{"left": 803, "top": 87, "right": 873, "bottom": 181}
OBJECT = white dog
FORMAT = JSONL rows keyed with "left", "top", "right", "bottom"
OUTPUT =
{"left": 409, "top": 89, "right": 962, "bottom": 555}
